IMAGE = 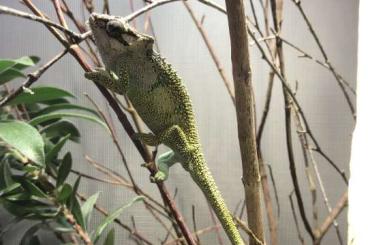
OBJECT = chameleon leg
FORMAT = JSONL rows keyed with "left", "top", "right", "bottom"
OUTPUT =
{"left": 84, "top": 67, "right": 129, "bottom": 94}
{"left": 133, "top": 132, "right": 160, "bottom": 146}
{"left": 153, "top": 150, "right": 182, "bottom": 182}
{"left": 136, "top": 126, "right": 197, "bottom": 180}
{"left": 157, "top": 125, "right": 199, "bottom": 170}
{"left": 159, "top": 125, "right": 189, "bottom": 150}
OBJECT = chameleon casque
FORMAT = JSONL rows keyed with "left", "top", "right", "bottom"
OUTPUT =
{"left": 85, "top": 13, "right": 244, "bottom": 245}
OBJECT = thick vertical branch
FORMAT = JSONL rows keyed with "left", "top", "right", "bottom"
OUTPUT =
{"left": 224, "top": 1, "right": 264, "bottom": 244}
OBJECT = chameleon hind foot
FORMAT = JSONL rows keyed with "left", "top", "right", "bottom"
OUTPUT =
{"left": 151, "top": 150, "right": 181, "bottom": 182}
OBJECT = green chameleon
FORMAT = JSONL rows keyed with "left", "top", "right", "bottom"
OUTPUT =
{"left": 85, "top": 13, "right": 244, "bottom": 245}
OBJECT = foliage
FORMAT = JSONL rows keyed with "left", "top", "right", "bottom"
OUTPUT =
{"left": 0, "top": 56, "right": 142, "bottom": 244}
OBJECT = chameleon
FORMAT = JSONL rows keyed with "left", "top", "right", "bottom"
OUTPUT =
{"left": 85, "top": 13, "right": 244, "bottom": 245}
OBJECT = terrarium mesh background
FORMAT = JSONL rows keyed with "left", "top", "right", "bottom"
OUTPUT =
{"left": 0, "top": 0, "right": 358, "bottom": 244}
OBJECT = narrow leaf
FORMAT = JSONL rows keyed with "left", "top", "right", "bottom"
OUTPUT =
{"left": 68, "top": 175, "right": 81, "bottom": 209}
{"left": 0, "top": 60, "right": 15, "bottom": 72}
{"left": 7, "top": 87, "right": 74, "bottom": 105}
{"left": 56, "top": 153, "right": 72, "bottom": 187}
{"left": 57, "top": 183, "right": 72, "bottom": 203}
{"left": 0, "top": 120, "right": 45, "bottom": 166}
{"left": 21, "top": 180, "right": 48, "bottom": 198}
{"left": 0, "top": 182, "right": 21, "bottom": 197}
{"left": 0, "top": 161, "right": 15, "bottom": 189}
{"left": 40, "top": 120, "right": 80, "bottom": 142}
{"left": 103, "top": 228, "right": 115, "bottom": 245}
{"left": 0, "top": 56, "right": 38, "bottom": 73}
{"left": 0, "top": 56, "right": 39, "bottom": 85}
{"left": 35, "top": 103, "right": 100, "bottom": 118}
{"left": 93, "top": 196, "right": 144, "bottom": 243}
{"left": 13, "top": 56, "right": 40, "bottom": 70}
{"left": 0, "top": 68, "right": 25, "bottom": 85}
{"left": 81, "top": 192, "right": 100, "bottom": 229}
{"left": 45, "top": 134, "right": 71, "bottom": 164}
{"left": 70, "top": 195, "right": 86, "bottom": 231}
{"left": 29, "top": 113, "right": 108, "bottom": 130}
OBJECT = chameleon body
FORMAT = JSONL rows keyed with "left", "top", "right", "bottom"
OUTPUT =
{"left": 85, "top": 13, "right": 244, "bottom": 245}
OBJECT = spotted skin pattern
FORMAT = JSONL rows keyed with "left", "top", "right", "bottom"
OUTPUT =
{"left": 85, "top": 13, "right": 244, "bottom": 245}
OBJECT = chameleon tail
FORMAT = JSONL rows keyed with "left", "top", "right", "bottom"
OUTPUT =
{"left": 188, "top": 151, "right": 245, "bottom": 245}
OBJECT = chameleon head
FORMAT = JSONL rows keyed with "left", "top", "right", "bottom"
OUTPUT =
{"left": 88, "top": 13, "right": 154, "bottom": 64}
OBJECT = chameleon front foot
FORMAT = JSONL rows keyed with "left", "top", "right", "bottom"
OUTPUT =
{"left": 149, "top": 171, "right": 167, "bottom": 183}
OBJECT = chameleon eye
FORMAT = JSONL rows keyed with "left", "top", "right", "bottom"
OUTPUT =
{"left": 106, "top": 20, "right": 123, "bottom": 38}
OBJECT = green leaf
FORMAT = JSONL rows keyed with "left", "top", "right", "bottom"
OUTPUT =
{"left": 29, "top": 113, "right": 108, "bottom": 131}
{"left": 103, "top": 228, "right": 115, "bottom": 245}
{"left": 0, "top": 161, "right": 15, "bottom": 190}
{"left": 56, "top": 153, "right": 72, "bottom": 187}
{"left": 32, "top": 205, "right": 60, "bottom": 218}
{"left": 0, "top": 56, "right": 38, "bottom": 73}
{"left": 7, "top": 87, "right": 74, "bottom": 105}
{"left": 0, "top": 56, "right": 39, "bottom": 85}
{"left": 55, "top": 216, "right": 74, "bottom": 233}
{"left": 35, "top": 103, "right": 100, "bottom": 118}
{"left": 21, "top": 180, "right": 48, "bottom": 198}
{"left": 68, "top": 175, "right": 81, "bottom": 210}
{"left": 93, "top": 196, "right": 144, "bottom": 243}
{"left": 70, "top": 195, "right": 86, "bottom": 231}
{"left": 0, "top": 60, "right": 16, "bottom": 73}
{"left": 40, "top": 120, "right": 80, "bottom": 142}
{"left": 45, "top": 134, "right": 71, "bottom": 164}
{"left": 57, "top": 183, "right": 72, "bottom": 203}
{"left": 66, "top": 175, "right": 86, "bottom": 230}
{"left": 0, "top": 68, "right": 25, "bottom": 85}
{"left": 0, "top": 182, "right": 21, "bottom": 197}
{"left": 13, "top": 56, "right": 40, "bottom": 70}
{"left": 0, "top": 120, "right": 45, "bottom": 166}
{"left": 81, "top": 192, "right": 100, "bottom": 229}
{"left": 20, "top": 223, "right": 43, "bottom": 245}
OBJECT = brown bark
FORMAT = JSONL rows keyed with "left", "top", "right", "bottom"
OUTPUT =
{"left": 224, "top": 1, "right": 264, "bottom": 244}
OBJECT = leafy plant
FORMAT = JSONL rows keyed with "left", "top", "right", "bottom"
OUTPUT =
{"left": 0, "top": 56, "right": 143, "bottom": 244}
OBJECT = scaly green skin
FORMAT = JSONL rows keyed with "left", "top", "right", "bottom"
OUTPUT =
{"left": 85, "top": 13, "right": 244, "bottom": 245}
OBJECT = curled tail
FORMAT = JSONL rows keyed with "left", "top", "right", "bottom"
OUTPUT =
{"left": 187, "top": 151, "right": 245, "bottom": 245}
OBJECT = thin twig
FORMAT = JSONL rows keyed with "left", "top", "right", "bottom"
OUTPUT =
{"left": 270, "top": 0, "right": 315, "bottom": 240}
{"left": 289, "top": 191, "right": 305, "bottom": 245}
{"left": 235, "top": 218, "right": 264, "bottom": 245}
{"left": 314, "top": 190, "right": 348, "bottom": 243}
{"left": 277, "top": 35, "right": 355, "bottom": 95}
{"left": 164, "top": 225, "right": 221, "bottom": 245}
{"left": 191, "top": 205, "right": 201, "bottom": 245}
{"left": 0, "top": 5, "right": 86, "bottom": 42}
{"left": 247, "top": 28, "right": 348, "bottom": 184}
{"left": 291, "top": 0, "right": 356, "bottom": 119}
{"left": 183, "top": 1, "right": 235, "bottom": 104}
{"left": 125, "top": 0, "right": 182, "bottom": 22}
{"left": 70, "top": 169, "right": 126, "bottom": 186}
{"left": 197, "top": 0, "right": 227, "bottom": 14}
